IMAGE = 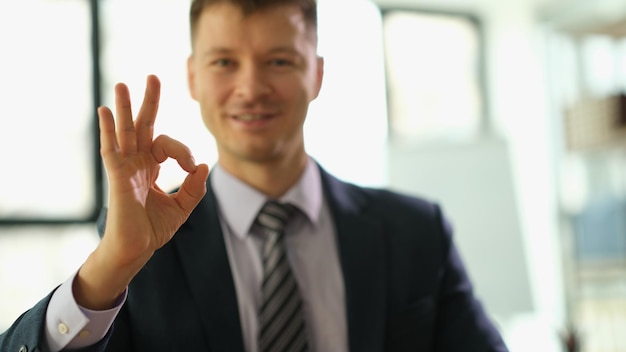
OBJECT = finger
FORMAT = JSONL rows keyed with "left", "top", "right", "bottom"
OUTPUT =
{"left": 173, "top": 163, "right": 209, "bottom": 214}
{"left": 98, "top": 106, "right": 120, "bottom": 159}
{"left": 151, "top": 134, "right": 198, "bottom": 173}
{"left": 114, "top": 82, "right": 137, "bottom": 154}
{"left": 136, "top": 75, "right": 161, "bottom": 152}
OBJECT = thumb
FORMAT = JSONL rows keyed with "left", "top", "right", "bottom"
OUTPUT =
{"left": 174, "top": 163, "right": 209, "bottom": 214}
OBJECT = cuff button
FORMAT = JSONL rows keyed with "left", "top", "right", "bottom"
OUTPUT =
{"left": 57, "top": 322, "right": 69, "bottom": 335}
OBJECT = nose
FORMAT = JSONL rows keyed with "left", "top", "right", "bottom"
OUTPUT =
{"left": 234, "top": 64, "right": 271, "bottom": 101}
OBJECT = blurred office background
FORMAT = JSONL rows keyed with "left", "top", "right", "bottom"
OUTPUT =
{"left": 1, "top": 0, "right": 626, "bottom": 350}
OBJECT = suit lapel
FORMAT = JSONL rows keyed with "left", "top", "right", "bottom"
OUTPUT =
{"left": 320, "top": 167, "right": 388, "bottom": 352}
{"left": 174, "top": 176, "right": 245, "bottom": 352}
{"left": 172, "top": 167, "right": 388, "bottom": 351}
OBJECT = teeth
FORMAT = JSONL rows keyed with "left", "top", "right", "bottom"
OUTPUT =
{"left": 236, "top": 114, "right": 264, "bottom": 121}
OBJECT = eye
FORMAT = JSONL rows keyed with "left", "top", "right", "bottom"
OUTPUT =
{"left": 212, "top": 58, "right": 234, "bottom": 67}
{"left": 269, "top": 58, "right": 294, "bottom": 67}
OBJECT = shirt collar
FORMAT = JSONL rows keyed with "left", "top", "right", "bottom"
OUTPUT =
{"left": 211, "top": 157, "right": 323, "bottom": 240}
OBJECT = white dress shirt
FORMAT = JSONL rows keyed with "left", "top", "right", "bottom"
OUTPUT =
{"left": 212, "top": 158, "right": 347, "bottom": 352}
{"left": 45, "top": 157, "right": 348, "bottom": 352}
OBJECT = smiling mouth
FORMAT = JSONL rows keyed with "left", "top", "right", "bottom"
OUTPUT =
{"left": 234, "top": 114, "right": 266, "bottom": 121}
{"left": 232, "top": 113, "right": 277, "bottom": 122}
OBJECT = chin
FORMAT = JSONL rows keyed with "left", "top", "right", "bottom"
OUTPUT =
{"left": 233, "top": 146, "right": 281, "bottom": 163}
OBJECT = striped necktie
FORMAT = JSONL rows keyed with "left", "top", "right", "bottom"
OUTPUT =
{"left": 255, "top": 201, "right": 309, "bottom": 352}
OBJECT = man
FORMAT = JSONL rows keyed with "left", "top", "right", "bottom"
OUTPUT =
{"left": 0, "top": 0, "right": 509, "bottom": 351}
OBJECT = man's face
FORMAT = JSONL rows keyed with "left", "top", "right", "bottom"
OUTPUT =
{"left": 187, "top": 3, "right": 323, "bottom": 167}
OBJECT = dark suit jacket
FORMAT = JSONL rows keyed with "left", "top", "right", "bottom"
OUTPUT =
{"left": 0, "top": 166, "right": 509, "bottom": 352}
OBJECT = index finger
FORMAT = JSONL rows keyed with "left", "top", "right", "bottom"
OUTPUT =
{"left": 151, "top": 134, "right": 197, "bottom": 173}
{"left": 136, "top": 74, "right": 161, "bottom": 152}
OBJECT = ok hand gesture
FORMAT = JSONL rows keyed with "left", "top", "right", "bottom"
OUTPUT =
{"left": 74, "top": 75, "right": 209, "bottom": 310}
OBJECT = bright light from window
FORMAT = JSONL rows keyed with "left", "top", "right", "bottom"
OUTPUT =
{"left": 384, "top": 11, "right": 482, "bottom": 142}
{"left": 307, "top": 0, "right": 388, "bottom": 187}
{"left": 0, "top": 0, "right": 93, "bottom": 219}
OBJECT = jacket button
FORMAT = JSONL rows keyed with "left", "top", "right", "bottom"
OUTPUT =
{"left": 18, "top": 345, "right": 28, "bottom": 352}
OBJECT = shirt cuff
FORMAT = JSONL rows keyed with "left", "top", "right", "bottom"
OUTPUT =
{"left": 45, "top": 272, "right": 127, "bottom": 352}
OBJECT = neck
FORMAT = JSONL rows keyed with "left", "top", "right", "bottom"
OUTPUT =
{"left": 218, "top": 152, "right": 308, "bottom": 199}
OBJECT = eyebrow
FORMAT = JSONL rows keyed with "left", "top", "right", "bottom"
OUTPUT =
{"left": 201, "top": 46, "right": 302, "bottom": 58}
{"left": 201, "top": 47, "right": 234, "bottom": 58}
{"left": 266, "top": 46, "right": 300, "bottom": 55}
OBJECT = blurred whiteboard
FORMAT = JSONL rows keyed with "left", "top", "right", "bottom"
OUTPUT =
{"left": 388, "top": 137, "right": 533, "bottom": 319}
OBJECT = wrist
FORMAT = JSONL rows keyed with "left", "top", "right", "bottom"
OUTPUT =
{"left": 73, "top": 246, "right": 150, "bottom": 310}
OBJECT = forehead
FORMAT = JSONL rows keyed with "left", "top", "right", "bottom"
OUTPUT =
{"left": 192, "top": 3, "right": 315, "bottom": 53}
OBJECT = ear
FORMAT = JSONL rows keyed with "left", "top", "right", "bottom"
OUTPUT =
{"left": 312, "top": 56, "right": 324, "bottom": 99}
{"left": 187, "top": 55, "right": 198, "bottom": 101}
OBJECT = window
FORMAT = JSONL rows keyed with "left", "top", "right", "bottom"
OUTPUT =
{"left": 383, "top": 9, "right": 486, "bottom": 143}
{"left": 0, "top": 0, "right": 99, "bottom": 223}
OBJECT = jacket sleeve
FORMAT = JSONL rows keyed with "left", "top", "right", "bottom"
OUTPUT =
{"left": 433, "top": 205, "right": 509, "bottom": 352}
{"left": 0, "top": 292, "right": 54, "bottom": 352}
{"left": 0, "top": 290, "right": 113, "bottom": 352}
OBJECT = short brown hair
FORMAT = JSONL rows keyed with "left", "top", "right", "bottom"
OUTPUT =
{"left": 189, "top": 0, "right": 318, "bottom": 42}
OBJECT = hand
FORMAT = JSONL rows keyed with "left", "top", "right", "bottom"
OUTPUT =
{"left": 74, "top": 75, "right": 209, "bottom": 309}
{"left": 98, "top": 74, "right": 208, "bottom": 264}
